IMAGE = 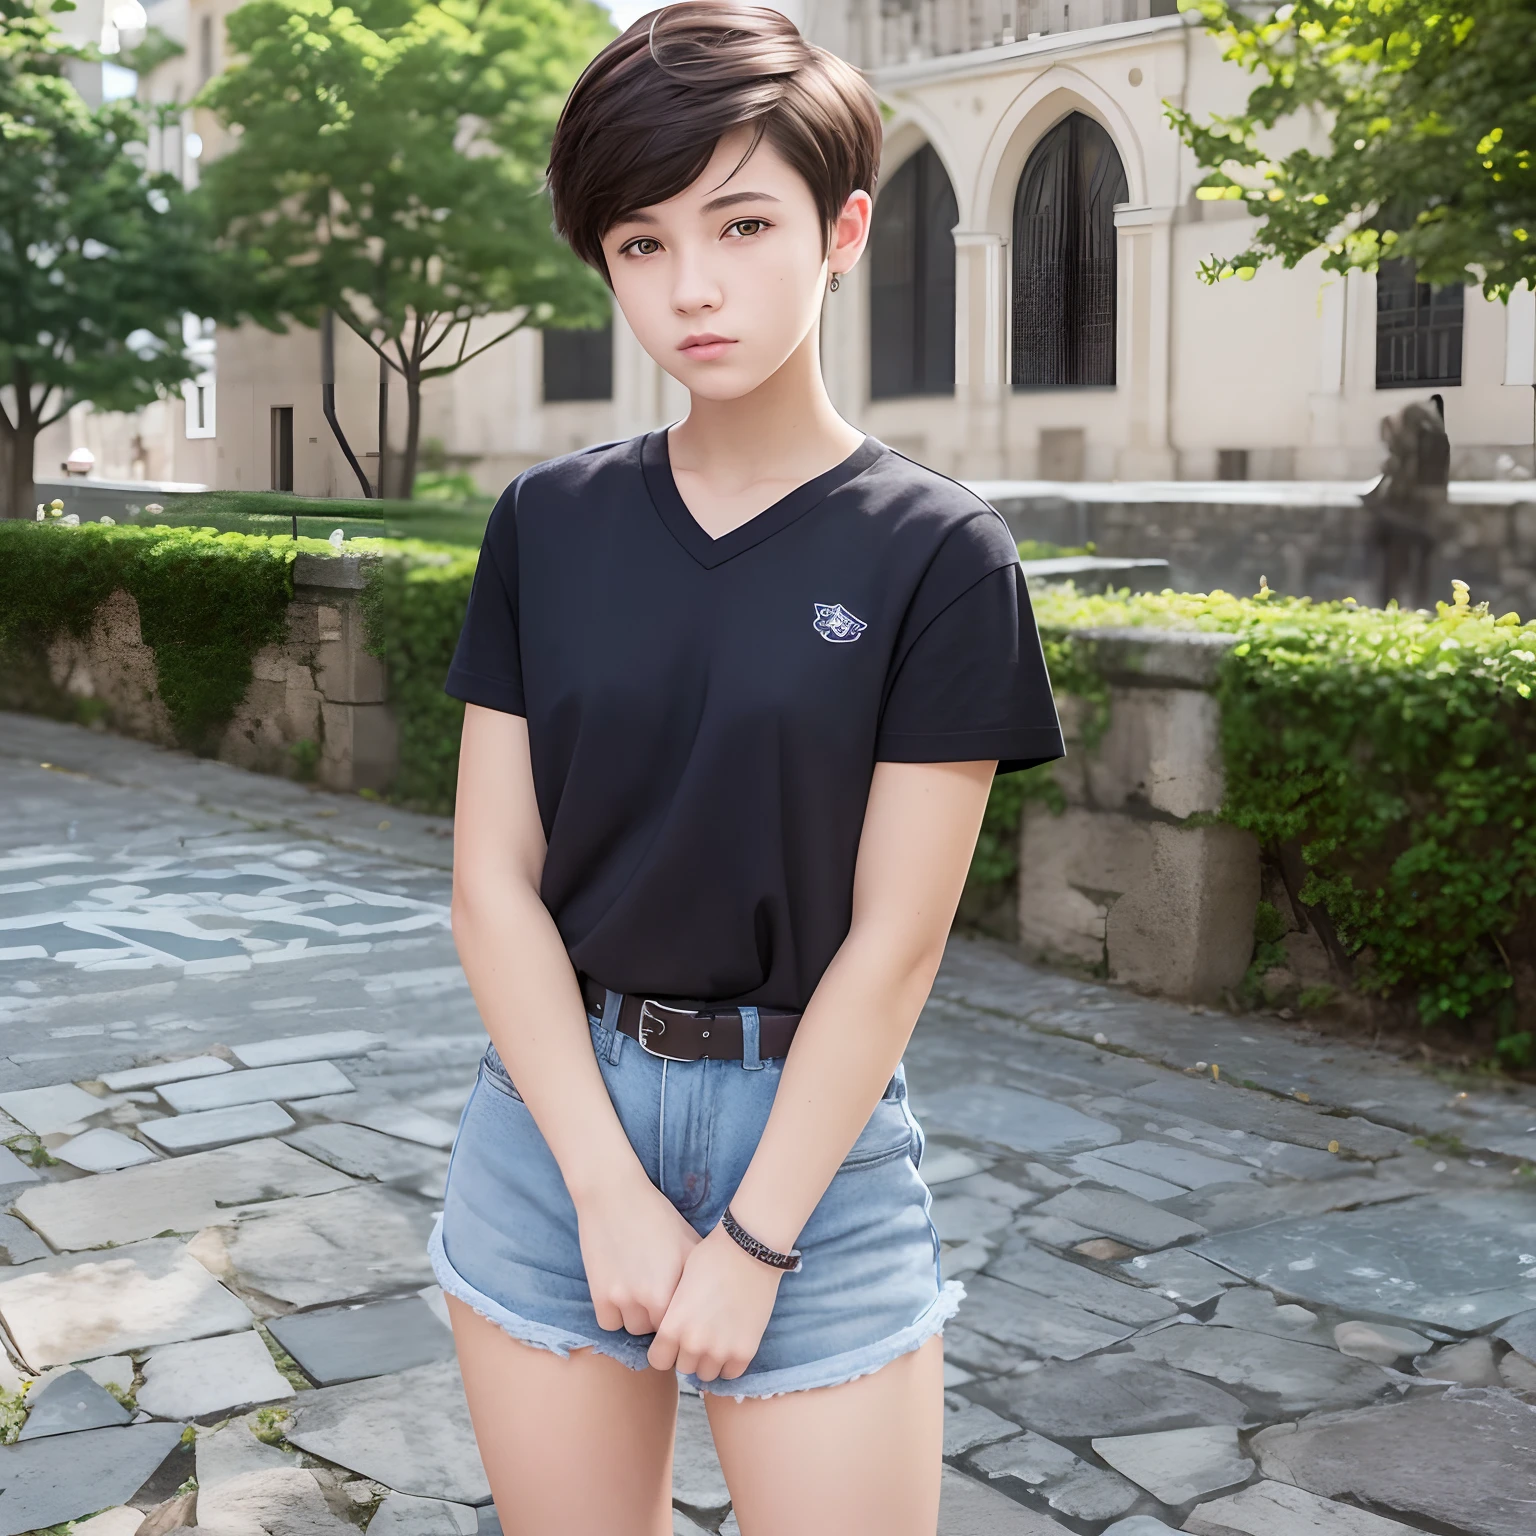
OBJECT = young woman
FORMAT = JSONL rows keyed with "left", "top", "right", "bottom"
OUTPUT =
{"left": 432, "top": 6, "right": 1063, "bottom": 1532}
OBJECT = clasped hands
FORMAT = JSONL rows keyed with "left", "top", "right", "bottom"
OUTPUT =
{"left": 575, "top": 1173, "right": 785, "bottom": 1381}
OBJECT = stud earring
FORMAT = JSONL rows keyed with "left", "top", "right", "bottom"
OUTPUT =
{"left": 829, "top": 273, "right": 841, "bottom": 293}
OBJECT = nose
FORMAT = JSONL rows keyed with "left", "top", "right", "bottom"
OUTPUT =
{"left": 670, "top": 243, "right": 722, "bottom": 317}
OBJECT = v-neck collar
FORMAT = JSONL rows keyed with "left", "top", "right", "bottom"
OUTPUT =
{"left": 640, "top": 428, "right": 886, "bottom": 570}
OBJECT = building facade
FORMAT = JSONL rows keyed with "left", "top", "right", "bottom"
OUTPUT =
{"left": 39, "top": 0, "right": 1536, "bottom": 495}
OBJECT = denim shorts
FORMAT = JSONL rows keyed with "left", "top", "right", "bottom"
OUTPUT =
{"left": 428, "top": 993, "right": 963, "bottom": 1399}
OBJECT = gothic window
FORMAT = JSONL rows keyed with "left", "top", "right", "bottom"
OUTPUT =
{"left": 1012, "top": 113, "right": 1127, "bottom": 389}
{"left": 1375, "top": 259, "right": 1463, "bottom": 388}
{"left": 869, "top": 144, "right": 958, "bottom": 399}
{"left": 543, "top": 324, "right": 613, "bottom": 402}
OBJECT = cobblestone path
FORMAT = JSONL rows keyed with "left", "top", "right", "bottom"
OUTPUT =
{"left": 0, "top": 713, "right": 1533, "bottom": 1536}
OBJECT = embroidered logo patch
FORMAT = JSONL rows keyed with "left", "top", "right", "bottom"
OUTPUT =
{"left": 813, "top": 602, "right": 867, "bottom": 643}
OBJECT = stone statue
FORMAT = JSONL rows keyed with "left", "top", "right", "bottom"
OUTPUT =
{"left": 1360, "top": 394, "right": 1449, "bottom": 609}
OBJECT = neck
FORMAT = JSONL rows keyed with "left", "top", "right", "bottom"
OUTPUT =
{"left": 668, "top": 324, "right": 863, "bottom": 486}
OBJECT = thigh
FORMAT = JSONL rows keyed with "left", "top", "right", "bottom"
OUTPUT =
{"left": 447, "top": 1294, "right": 679, "bottom": 1536}
{"left": 704, "top": 1334, "right": 945, "bottom": 1536}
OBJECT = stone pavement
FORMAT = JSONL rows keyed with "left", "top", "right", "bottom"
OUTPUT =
{"left": 1, "top": 711, "right": 1534, "bottom": 1536}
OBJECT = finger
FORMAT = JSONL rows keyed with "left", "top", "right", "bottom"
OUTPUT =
{"left": 692, "top": 1353, "right": 720, "bottom": 1383}
{"left": 648, "top": 1332, "right": 679, "bottom": 1372}
{"left": 592, "top": 1298, "right": 624, "bottom": 1333}
{"left": 719, "top": 1356, "right": 749, "bottom": 1380}
{"left": 622, "top": 1304, "right": 658, "bottom": 1337}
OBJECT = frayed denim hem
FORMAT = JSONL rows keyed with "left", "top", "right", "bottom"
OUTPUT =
{"left": 689, "top": 1278, "right": 967, "bottom": 1402}
{"left": 428, "top": 1214, "right": 653, "bottom": 1373}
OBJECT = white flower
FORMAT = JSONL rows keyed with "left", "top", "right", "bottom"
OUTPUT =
{"left": 329, "top": 528, "right": 345, "bottom": 549}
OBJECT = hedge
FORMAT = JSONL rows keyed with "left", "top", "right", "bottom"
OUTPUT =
{"left": 0, "top": 521, "right": 322, "bottom": 749}
{"left": 135, "top": 492, "right": 492, "bottom": 549}
{"left": 7, "top": 521, "right": 1533, "bottom": 1056}
{"left": 1027, "top": 582, "right": 1536, "bottom": 1060}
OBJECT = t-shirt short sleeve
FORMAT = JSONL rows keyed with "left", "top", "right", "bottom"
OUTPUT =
{"left": 876, "top": 514, "right": 1064, "bottom": 775}
{"left": 445, "top": 484, "right": 525, "bottom": 716}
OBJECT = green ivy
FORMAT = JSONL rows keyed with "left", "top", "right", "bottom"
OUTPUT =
{"left": 358, "top": 543, "right": 478, "bottom": 813}
{"left": 962, "top": 591, "right": 1113, "bottom": 914}
{"left": 0, "top": 523, "right": 322, "bottom": 751}
{"left": 1030, "top": 582, "right": 1536, "bottom": 1054}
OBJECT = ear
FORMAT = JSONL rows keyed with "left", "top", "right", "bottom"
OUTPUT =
{"left": 828, "top": 189, "right": 873, "bottom": 282}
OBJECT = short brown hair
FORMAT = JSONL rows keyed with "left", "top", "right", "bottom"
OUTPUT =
{"left": 547, "top": 3, "right": 883, "bottom": 277}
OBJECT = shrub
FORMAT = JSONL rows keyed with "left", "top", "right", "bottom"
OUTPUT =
{"left": 1024, "top": 581, "right": 1536, "bottom": 1056}
{"left": 0, "top": 522, "right": 313, "bottom": 750}
{"left": 357, "top": 543, "right": 478, "bottom": 813}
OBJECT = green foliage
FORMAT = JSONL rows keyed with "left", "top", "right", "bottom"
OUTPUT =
{"left": 0, "top": 0, "right": 255, "bottom": 516}
{"left": 256, "top": 1323, "right": 313, "bottom": 1391}
{"left": 251, "top": 1406, "right": 292, "bottom": 1445}
{"left": 1168, "top": 0, "right": 1536, "bottom": 294}
{"left": 197, "top": 0, "right": 614, "bottom": 496}
{"left": 289, "top": 737, "right": 320, "bottom": 782}
{"left": 1031, "top": 581, "right": 1536, "bottom": 1051}
{"left": 118, "top": 23, "right": 186, "bottom": 75}
{"left": 358, "top": 542, "right": 478, "bottom": 812}
{"left": 413, "top": 470, "right": 485, "bottom": 504}
{"left": 0, "top": 1382, "right": 29, "bottom": 1446}
{"left": 959, "top": 557, "right": 1110, "bottom": 913}
{"left": 1253, "top": 898, "right": 1289, "bottom": 947}
{"left": 1016, "top": 539, "right": 1095, "bottom": 561}
{"left": 0, "top": 522, "right": 307, "bottom": 749}
{"left": 136, "top": 492, "right": 492, "bottom": 547}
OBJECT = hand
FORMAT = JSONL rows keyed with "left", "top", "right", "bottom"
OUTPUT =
{"left": 574, "top": 1173, "right": 702, "bottom": 1337}
{"left": 647, "top": 1222, "right": 784, "bottom": 1380}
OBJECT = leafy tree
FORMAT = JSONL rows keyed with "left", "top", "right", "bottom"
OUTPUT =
{"left": 198, "top": 0, "right": 613, "bottom": 499}
{"left": 0, "top": 0, "right": 246, "bottom": 519}
{"left": 1169, "top": 0, "right": 1535, "bottom": 297}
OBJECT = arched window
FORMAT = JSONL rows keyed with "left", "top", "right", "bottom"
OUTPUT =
{"left": 1012, "top": 113, "right": 1127, "bottom": 389}
{"left": 869, "top": 144, "right": 957, "bottom": 399}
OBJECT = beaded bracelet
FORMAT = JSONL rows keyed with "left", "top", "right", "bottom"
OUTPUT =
{"left": 719, "top": 1205, "right": 803, "bottom": 1273}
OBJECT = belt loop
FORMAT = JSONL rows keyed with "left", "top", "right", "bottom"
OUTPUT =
{"left": 738, "top": 1005, "right": 764, "bottom": 1071}
{"left": 600, "top": 988, "right": 624, "bottom": 1065}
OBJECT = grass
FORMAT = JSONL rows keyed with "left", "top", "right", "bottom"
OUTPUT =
{"left": 128, "top": 490, "right": 493, "bottom": 548}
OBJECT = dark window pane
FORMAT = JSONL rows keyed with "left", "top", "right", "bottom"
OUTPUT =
{"left": 869, "top": 144, "right": 957, "bottom": 399}
{"left": 1375, "top": 259, "right": 1463, "bottom": 388}
{"left": 1012, "top": 113, "right": 1127, "bottom": 390}
{"left": 543, "top": 325, "right": 613, "bottom": 402}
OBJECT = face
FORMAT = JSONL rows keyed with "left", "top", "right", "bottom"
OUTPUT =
{"left": 601, "top": 128, "right": 871, "bottom": 401}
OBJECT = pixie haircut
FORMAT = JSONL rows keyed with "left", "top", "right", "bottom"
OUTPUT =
{"left": 547, "top": 2, "right": 883, "bottom": 278}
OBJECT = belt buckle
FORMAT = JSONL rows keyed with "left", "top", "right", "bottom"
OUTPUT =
{"left": 637, "top": 1000, "right": 699, "bottom": 1062}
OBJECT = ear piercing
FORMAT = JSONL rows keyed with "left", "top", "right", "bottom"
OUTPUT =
{"left": 829, "top": 273, "right": 841, "bottom": 292}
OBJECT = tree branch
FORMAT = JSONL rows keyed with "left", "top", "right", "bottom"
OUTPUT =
{"left": 422, "top": 317, "right": 528, "bottom": 377}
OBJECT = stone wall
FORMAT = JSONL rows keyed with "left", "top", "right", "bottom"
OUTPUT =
{"left": 1019, "top": 628, "right": 1261, "bottom": 1002}
{"left": 9, "top": 554, "right": 396, "bottom": 793}
{"left": 982, "top": 481, "right": 1536, "bottom": 617}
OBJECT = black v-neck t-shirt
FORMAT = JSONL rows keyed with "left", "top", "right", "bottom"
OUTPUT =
{"left": 446, "top": 431, "right": 1063, "bottom": 1011}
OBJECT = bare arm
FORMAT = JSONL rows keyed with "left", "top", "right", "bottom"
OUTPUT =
{"left": 649, "top": 757, "right": 996, "bottom": 1378}
{"left": 452, "top": 703, "right": 700, "bottom": 1334}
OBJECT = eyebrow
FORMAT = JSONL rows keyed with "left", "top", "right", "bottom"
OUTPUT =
{"left": 701, "top": 190, "right": 781, "bottom": 214}
{"left": 615, "top": 190, "right": 782, "bottom": 230}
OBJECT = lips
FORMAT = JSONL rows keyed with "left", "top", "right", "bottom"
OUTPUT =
{"left": 678, "top": 334, "right": 736, "bottom": 361}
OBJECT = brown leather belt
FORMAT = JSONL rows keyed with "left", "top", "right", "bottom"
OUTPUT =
{"left": 579, "top": 976, "right": 801, "bottom": 1062}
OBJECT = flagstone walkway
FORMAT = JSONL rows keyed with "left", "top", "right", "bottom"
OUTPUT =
{"left": 0, "top": 712, "right": 1533, "bottom": 1536}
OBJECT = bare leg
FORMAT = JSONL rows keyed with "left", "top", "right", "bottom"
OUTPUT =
{"left": 703, "top": 1333, "right": 945, "bottom": 1536}
{"left": 447, "top": 1294, "right": 679, "bottom": 1536}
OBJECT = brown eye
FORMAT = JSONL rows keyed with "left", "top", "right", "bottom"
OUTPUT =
{"left": 622, "top": 237, "right": 661, "bottom": 256}
{"left": 726, "top": 220, "right": 767, "bottom": 238}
